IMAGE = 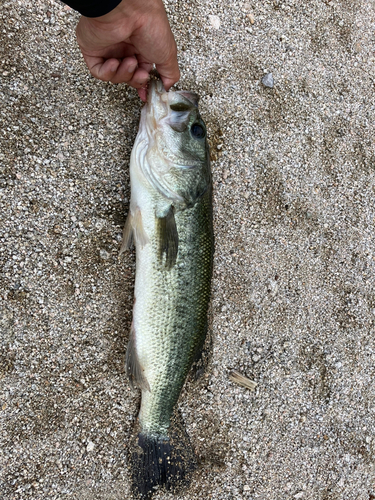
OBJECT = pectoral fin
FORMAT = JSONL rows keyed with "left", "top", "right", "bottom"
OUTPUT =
{"left": 119, "top": 208, "right": 149, "bottom": 255}
{"left": 157, "top": 206, "right": 179, "bottom": 269}
{"left": 126, "top": 328, "right": 150, "bottom": 392}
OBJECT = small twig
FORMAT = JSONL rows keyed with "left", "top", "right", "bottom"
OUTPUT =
{"left": 229, "top": 371, "right": 258, "bottom": 391}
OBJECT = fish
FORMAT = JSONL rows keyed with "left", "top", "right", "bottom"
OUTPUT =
{"left": 120, "top": 76, "right": 213, "bottom": 498}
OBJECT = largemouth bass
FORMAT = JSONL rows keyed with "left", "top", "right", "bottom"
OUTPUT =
{"left": 121, "top": 77, "right": 213, "bottom": 498}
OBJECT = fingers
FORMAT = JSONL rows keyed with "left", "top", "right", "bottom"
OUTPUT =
{"left": 137, "top": 87, "right": 148, "bottom": 102}
{"left": 148, "top": 13, "right": 179, "bottom": 90}
{"left": 82, "top": 50, "right": 178, "bottom": 101}
{"left": 136, "top": 62, "right": 153, "bottom": 102}
{"left": 159, "top": 71, "right": 180, "bottom": 91}
{"left": 84, "top": 56, "right": 121, "bottom": 81}
{"left": 155, "top": 50, "right": 180, "bottom": 91}
{"left": 110, "top": 60, "right": 149, "bottom": 86}
{"left": 82, "top": 53, "right": 150, "bottom": 88}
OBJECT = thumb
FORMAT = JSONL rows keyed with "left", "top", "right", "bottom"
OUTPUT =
{"left": 155, "top": 51, "right": 180, "bottom": 91}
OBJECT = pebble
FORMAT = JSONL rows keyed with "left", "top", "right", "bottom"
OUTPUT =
{"left": 261, "top": 73, "right": 274, "bottom": 88}
{"left": 294, "top": 493, "right": 305, "bottom": 499}
{"left": 2, "top": 0, "right": 375, "bottom": 499}
{"left": 268, "top": 280, "right": 279, "bottom": 297}
{"left": 86, "top": 441, "right": 95, "bottom": 452}
{"left": 99, "top": 249, "right": 111, "bottom": 260}
{"left": 209, "top": 15, "right": 221, "bottom": 29}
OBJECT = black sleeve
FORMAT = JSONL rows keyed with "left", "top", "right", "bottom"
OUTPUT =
{"left": 61, "top": 0, "right": 122, "bottom": 18}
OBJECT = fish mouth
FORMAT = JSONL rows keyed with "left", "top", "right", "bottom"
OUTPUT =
{"left": 146, "top": 73, "right": 199, "bottom": 120}
{"left": 147, "top": 73, "right": 166, "bottom": 105}
{"left": 139, "top": 75, "right": 168, "bottom": 138}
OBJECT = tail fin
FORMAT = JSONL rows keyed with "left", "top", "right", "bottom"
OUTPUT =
{"left": 130, "top": 423, "right": 196, "bottom": 498}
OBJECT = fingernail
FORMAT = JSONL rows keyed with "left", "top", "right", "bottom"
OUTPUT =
{"left": 128, "top": 62, "right": 137, "bottom": 73}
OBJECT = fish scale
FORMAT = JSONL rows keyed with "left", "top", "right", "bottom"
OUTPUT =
{"left": 137, "top": 190, "right": 213, "bottom": 436}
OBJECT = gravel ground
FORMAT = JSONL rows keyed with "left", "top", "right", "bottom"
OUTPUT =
{"left": 1, "top": 0, "right": 375, "bottom": 499}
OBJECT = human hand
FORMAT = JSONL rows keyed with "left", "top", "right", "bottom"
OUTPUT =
{"left": 75, "top": 0, "right": 180, "bottom": 101}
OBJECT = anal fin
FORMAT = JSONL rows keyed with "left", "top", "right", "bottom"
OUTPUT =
{"left": 126, "top": 328, "right": 150, "bottom": 392}
{"left": 157, "top": 206, "right": 179, "bottom": 270}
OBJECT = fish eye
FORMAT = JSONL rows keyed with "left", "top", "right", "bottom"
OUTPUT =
{"left": 191, "top": 123, "right": 205, "bottom": 139}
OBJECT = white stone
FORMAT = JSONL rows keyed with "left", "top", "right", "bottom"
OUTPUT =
{"left": 100, "top": 249, "right": 110, "bottom": 260}
{"left": 294, "top": 493, "right": 305, "bottom": 499}
{"left": 86, "top": 441, "right": 95, "bottom": 452}
{"left": 209, "top": 15, "right": 221, "bottom": 29}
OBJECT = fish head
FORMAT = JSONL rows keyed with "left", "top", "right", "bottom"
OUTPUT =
{"left": 138, "top": 79, "right": 211, "bottom": 208}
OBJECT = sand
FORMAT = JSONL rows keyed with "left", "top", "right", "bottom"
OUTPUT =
{"left": 1, "top": 0, "right": 375, "bottom": 498}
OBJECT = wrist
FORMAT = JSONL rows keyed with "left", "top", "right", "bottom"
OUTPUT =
{"left": 89, "top": 0, "right": 166, "bottom": 28}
